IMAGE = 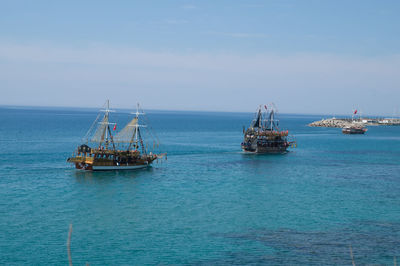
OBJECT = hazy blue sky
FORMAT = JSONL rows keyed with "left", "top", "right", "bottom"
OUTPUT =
{"left": 1, "top": 0, "right": 399, "bottom": 115}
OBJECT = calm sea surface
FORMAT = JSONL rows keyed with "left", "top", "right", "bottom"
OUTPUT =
{"left": 0, "top": 106, "right": 399, "bottom": 265}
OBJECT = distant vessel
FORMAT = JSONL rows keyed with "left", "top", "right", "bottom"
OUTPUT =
{"left": 342, "top": 125, "right": 367, "bottom": 134}
{"left": 342, "top": 109, "right": 367, "bottom": 134}
{"left": 241, "top": 104, "right": 295, "bottom": 154}
{"left": 67, "top": 100, "right": 165, "bottom": 171}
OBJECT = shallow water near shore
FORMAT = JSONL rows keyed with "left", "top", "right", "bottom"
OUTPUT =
{"left": 0, "top": 107, "right": 399, "bottom": 265}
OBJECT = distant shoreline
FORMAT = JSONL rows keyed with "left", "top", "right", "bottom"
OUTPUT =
{"left": 309, "top": 117, "right": 400, "bottom": 128}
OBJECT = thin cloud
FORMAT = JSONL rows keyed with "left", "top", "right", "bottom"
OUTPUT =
{"left": 225, "top": 33, "right": 269, "bottom": 38}
{"left": 181, "top": 4, "right": 197, "bottom": 9}
{"left": 164, "top": 19, "right": 189, "bottom": 25}
{"left": 206, "top": 31, "right": 269, "bottom": 39}
{"left": 0, "top": 42, "right": 399, "bottom": 114}
{"left": 1, "top": 42, "right": 399, "bottom": 76}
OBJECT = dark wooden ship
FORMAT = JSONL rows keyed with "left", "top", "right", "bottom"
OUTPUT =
{"left": 342, "top": 109, "right": 368, "bottom": 134}
{"left": 241, "top": 104, "right": 295, "bottom": 154}
{"left": 342, "top": 125, "right": 367, "bottom": 134}
{"left": 67, "top": 100, "right": 165, "bottom": 171}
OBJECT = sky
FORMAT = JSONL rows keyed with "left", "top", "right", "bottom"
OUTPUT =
{"left": 0, "top": 0, "right": 399, "bottom": 115}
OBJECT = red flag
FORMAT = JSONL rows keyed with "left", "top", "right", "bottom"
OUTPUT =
{"left": 113, "top": 124, "right": 117, "bottom": 131}
{"left": 354, "top": 110, "right": 358, "bottom": 114}
{"left": 264, "top": 105, "right": 268, "bottom": 110}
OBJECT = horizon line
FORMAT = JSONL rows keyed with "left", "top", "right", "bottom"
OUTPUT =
{"left": 0, "top": 103, "right": 392, "bottom": 118}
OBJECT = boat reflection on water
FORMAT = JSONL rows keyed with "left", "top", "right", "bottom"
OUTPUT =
{"left": 71, "top": 166, "right": 155, "bottom": 183}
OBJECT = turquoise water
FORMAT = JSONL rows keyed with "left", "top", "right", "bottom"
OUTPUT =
{"left": 0, "top": 106, "right": 399, "bottom": 265}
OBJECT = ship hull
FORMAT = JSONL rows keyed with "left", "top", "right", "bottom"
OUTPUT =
{"left": 74, "top": 162, "right": 150, "bottom": 171}
{"left": 241, "top": 140, "right": 290, "bottom": 154}
{"left": 242, "top": 146, "right": 288, "bottom": 154}
{"left": 92, "top": 164, "right": 149, "bottom": 171}
{"left": 342, "top": 128, "right": 367, "bottom": 134}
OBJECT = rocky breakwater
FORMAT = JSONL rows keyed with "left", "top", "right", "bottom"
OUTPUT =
{"left": 308, "top": 118, "right": 353, "bottom": 128}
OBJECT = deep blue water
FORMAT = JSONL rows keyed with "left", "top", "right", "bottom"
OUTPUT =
{"left": 0, "top": 106, "right": 399, "bottom": 265}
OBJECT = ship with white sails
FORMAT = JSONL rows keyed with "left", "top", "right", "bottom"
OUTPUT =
{"left": 67, "top": 100, "right": 165, "bottom": 171}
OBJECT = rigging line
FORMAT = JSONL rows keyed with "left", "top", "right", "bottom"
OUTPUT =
{"left": 137, "top": 127, "right": 146, "bottom": 154}
{"left": 145, "top": 121, "right": 160, "bottom": 146}
{"left": 145, "top": 117, "right": 162, "bottom": 153}
{"left": 139, "top": 105, "right": 163, "bottom": 155}
{"left": 140, "top": 112, "right": 152, "bottom": 150}
{"left": 82, "top": 101, "right": 107, "bottom": 143}
{"left": 128, "top": 125, "right": 137, "bottom": 150}
{"left": 106, "top": 123, "right": 116, "bottom": 150}
{"left": 140, "top": 107, "right": 162, "bottom": 152}
{"left": 147, "top": 127, "right": 160, "bottom": 153}
{"left": 82, "top": 112, "right": 102, "bottom": 143}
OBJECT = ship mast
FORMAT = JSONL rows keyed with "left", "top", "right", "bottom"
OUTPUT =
{"left": 265, "top": 103, "right": 279, "bottom": 131}
{"left": 98, "top": 99, "right": 116, "bottom": 150}
{"left": 128, "top": 103, "right": 147, "bottom": 152}
{"left": 105, "top": 100, "right": 109, "bottom": 145}
{"left": 136, "top": 103, "right": 147, "bottom": 154}
{"left": 257, "top": 105, "right": 261, "bottom": 133}
{"left": 135, "top": 103, "right": 139, "bottom": 147}
{"left": 113, "top": 103, "right": 147, "bottom": 152}
{"left": 270, "top": 109, "right": 273, "bottom": 130}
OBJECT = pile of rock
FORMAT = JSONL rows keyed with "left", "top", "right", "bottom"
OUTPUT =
{"left": 308, "top": 118, "right": 352, "bottom": 128}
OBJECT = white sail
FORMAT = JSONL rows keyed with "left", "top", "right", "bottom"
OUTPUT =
{"left": 91, "top": 115, "right": 109, "bottom": 143}
{"left": 114, "top": 117, "right": 138, "bottom": 143}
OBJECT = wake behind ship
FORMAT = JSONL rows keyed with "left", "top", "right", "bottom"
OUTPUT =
{"left": 67, "top": 100, "right": 165, "bottom": 171}
{"left": 241, "top": 104, "right": 295, "bottom": 154}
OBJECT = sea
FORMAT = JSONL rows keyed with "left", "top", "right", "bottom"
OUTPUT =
{"left": 0, "top": 106, "right": 399, "bottom": 265}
